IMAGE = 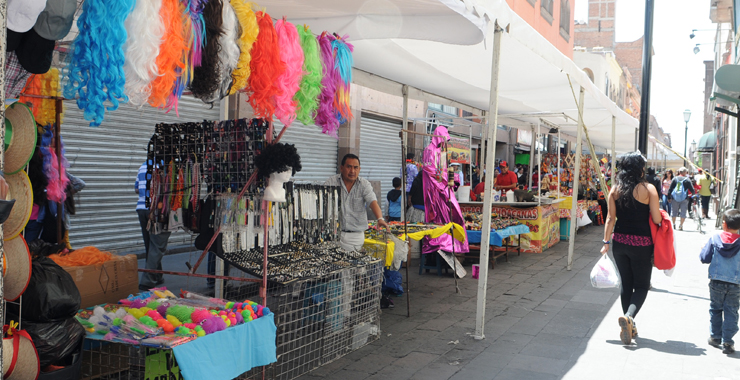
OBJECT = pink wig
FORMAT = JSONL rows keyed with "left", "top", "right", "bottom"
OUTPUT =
{"left": 273, "top": 19, "right": 304, "bottom": 127}
{"left": 315, "top": 33, "right": 339, "bottom": 138}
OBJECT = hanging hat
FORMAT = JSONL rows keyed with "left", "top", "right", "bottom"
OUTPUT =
{"left": 34, "top": 0, "right": 77, "bottom": 40}
{"left": 7, "top": 0, "right": 48, "bottom": 33}
{"left": 4, "top": 103, "right": 38, "bottom": 175}
{"left": 3, "top": 171, "right": 33, "bottom": 241}
{"left": 15, "top": 29, "right": 56, "bottom": 75}
{"left": 2, "top": 323, "right": 40, "bottom": 380}
{"left": 3, "top": 236, "right": 31, "bottom": 302}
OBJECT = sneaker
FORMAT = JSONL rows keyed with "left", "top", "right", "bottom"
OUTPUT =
{"left": 708, "top": 337, "right": 722, "bottom": 347}
{"left": 679, "top": 225, "right": 683, "bottom": 231}
{"left": 618, "top": 316, "right": 633, "bottom": 345}
{"left": 632, "top": 320, "right": 638, "bottom": 338}
{"left": 723, "top": 343, "right": 735, "bottom": 354}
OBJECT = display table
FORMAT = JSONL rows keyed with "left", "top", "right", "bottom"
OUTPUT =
{"left": 463, "top": 224, "right": 531, "bottom": 269}
{"left": 82, "top": 313, "right": 277, "bottom": 380}
{"left": 460, "top": 202, "right": 559, "bottom": 253}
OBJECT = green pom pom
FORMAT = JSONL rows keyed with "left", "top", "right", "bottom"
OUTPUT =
{"left": 225, "top": 302, "right": 234, "bottom": 309}
{"left": 112, "top": 318, "right": 122, "bottom": 326}
{"left": 146, "top": 301, "right": 161, "bottom": 309}
{"left": 139, "top": 316, "right": 158, "bottom": 328}
{"left": 167, "top": 305, "right": 194, "bottom": 326}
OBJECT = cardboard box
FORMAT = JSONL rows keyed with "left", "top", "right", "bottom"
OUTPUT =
{"left": 63, "top": 254, "right": 139, "bottom": 309}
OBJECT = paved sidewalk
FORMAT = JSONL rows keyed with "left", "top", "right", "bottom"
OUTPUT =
{"left": 297, "top": 215, "right": 740, "bottom": 380}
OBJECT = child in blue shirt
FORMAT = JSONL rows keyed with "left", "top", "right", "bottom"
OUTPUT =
{"left": 700, "top": 209, "right": 740, "bottom": 354}
{"left": 386, "top": 177, "right": 403, "bottom": 222}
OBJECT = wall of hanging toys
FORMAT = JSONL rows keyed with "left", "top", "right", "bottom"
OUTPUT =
{"left": 61, "top": 0, "right": 354, "bottom": 138}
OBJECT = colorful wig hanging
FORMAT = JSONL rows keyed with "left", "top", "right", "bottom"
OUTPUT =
{"left": 273, "top": 19, "right": 304, "bottom": 127}
{"left": 294, "top": 25, "right": 323, "bottom": 126}
{"left": 229, "top": 0, "right": 259, "bottom": 95}
{"left": 168, "top": 0, "right": 205, "bottom": 113}
{"left": 247, "top": 11, "right": 285, "bottom": 119}
{"left": 190, "top": 0, "right": 224, "bottom": 102}
{"left": 19, "top": 68, "right": 63, "bottom": 126}
{"left": 149, "top": 0, "right": 188, "bottom": 109}
{"left": 122, "top": 0, "right": 164, "bottom": 108}
{"left": 315, "top": 33, "right": 339, "bottom": 138}
{"left": 63, "top": 0, "right": 135, "bottom": 126}
{"left": 213, "top": 0, "right": 240, "bottom": 102}
{"left": 332, "top": 35, "right": 353, "bottom": 124}
{"left": 40, "top": 125, "right": 70, "bottom": 203}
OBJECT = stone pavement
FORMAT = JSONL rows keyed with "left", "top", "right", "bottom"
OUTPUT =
{"left": 296, "top": 215, "right": 740, "bottom": 380}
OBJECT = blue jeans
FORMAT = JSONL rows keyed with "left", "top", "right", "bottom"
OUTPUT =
{"left": 709, "top": 280, "right": 740, "bottom": 345}
{"left": 661, "top": 195, "right": 672, "bottom": 215}
{"left": 139, "top": 231, "right": 171, "bottom": 289}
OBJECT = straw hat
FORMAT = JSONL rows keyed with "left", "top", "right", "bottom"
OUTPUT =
{"left": 2, "top": 323, "right": 40, "bottom": 380}
{"left": 3, "top": 236, "right": 31, "bottom": 302}
{"left": 4, "top": 102, "right": 38, "bottom": 175}
{"left": 3, "top": 171, "right": 33, "bottom": 241}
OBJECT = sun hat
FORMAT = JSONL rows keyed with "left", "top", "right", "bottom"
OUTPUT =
{"left": 3, "top": 171, "right": 33, "bottom": 241}
{"left": 34, "top": 0, "right": 77, "bottom": 41}
{"left": 2, "top": 323, "right": 40, "bottom": 380}
{"left": 3, "top": 236, "right": 31, "bottom": 302}
{"left": 4, "top": 103, "right": 38, "bottom": 175}
{"left": 15, "top": 29, "right": 56, "bottom": 75}
{"left": 7, "top": 0, "right": 48, "bottom": 33}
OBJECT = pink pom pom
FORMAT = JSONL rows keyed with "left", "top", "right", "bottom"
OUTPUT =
{"left": 191, "top": 309, "right": 211, "bottom": 324}
{"left": 147, "top": 310, "right": 164, "bottom": 321}
{"left": 182, "top": 323, "right": 197, "bottom": 330}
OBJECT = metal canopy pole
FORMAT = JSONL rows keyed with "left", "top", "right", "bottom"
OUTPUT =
{"left": 537, "top": 120, "right": 542, "bottom": 206}
{"left": 0, "top": 0, "right": 7, "bottom": 367}
{"left": 557, "top": 129, "right": 561, "bottom": 199}
{"left": 528, "top": 125, "right": 534, "bottom": 189}
{"left": 475, "top": 22, "right": 503, "bottom": 340}
{"left": 638, "top": 0, "right": 655, "bottom": 154}
{"left": 611, "top": 117, "right": 617, "bottom": 183}
{"left": 567, "top": 87, "right": 586, "bottom": 271}
{"left": 401, "top": 85, "right": 411, "bottom": 317}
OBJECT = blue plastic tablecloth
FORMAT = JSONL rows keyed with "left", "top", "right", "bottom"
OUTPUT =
{"left": 466, "top": 224, "right": 531, "bottom": 245}
{"left": 173, "top": 313, "right": 277, "bottom": 380}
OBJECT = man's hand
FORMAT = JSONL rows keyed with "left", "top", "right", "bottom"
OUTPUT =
{"left": 0, "top": 176, "right": 9, "bottom": 200}
{"left": 377, "top": 218, "right": 389, "bottom": 229}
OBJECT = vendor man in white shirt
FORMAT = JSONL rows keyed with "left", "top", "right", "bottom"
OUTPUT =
{"left": 325, "top": 154, "right": 389, "bottom": 251}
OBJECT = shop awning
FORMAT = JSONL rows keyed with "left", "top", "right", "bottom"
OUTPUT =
{"left": 698, "top": 131, "right": 716, "bottom": 151}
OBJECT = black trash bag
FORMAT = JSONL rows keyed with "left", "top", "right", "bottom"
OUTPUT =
{"left": 8, "top": 256, "right": 81, "bottom": 323}
{"left": 17, "top": 317, "right": 85, "bottom": 368}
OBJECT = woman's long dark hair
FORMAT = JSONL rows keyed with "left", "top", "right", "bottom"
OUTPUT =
{"left": 662, "top": 169, "right": 674, "bottom": 181}
{"left": 616, "top": 151, "right": 647, "bottom": 208}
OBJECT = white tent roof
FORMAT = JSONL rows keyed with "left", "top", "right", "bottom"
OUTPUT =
{"left": 267, "top": 0, "right": 639, "bottom": 152}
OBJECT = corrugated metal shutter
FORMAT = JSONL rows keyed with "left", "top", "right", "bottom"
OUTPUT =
{"left": 359, "top": 114, "right": 402, "bottom": 211}
{"left": 277, "top": 121, "right": 338, "bottom": 182}
{"left": 64, "top": 97, "right": 220, "bottom": 253}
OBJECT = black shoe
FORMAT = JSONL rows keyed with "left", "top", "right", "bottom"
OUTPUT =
{"left": 380, "top": 294, "right": 395, "bottom": 309}
{"left": 723, "top": 343, "right": 735, "bottom": 354}
{"left": 708, "top": 337, "right": 722, "bottom": 347}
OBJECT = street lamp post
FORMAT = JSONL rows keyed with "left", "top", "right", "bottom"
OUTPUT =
{"left": 683, "top": 109, "right": 691, "bottom": 167}
{"left": 691, "top": 140, "right": 697, "bottom": 167}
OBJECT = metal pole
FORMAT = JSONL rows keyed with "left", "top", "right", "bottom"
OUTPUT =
{"left": 611, "top": 117, "right": 616, "bottom": 186}
{"left": 568, "top": 87, "right": 586, "bottom": 271}
{"left": 528, "top": 125, "right": 534, "bottom": 189}
{"left": 215, "top": 95, "right": 229, "bottom": 298}
{"left": 401, "top": 85, "right": 411, "bottom": 317}
{"left": 638, "top": 0, "right": 655, "bottom": 154}
{"left": 469, "top": 125, "right": 473, "bottom": 186}
{"left": 0, "top": 0, "right": 7, "bottom": 366}
{"left": 557, "top": 128, "right": 561, "bottom": 199}
{"left": 55, "top": 99, "right": 63, "bottom": 244}
{"left": 475, "top": 22, "right": 503, "bottom": 340}
{"left": 537, "top": 120, "right": 541, "bottom": 206}
{"left": 684, "top": 121, "right": 689, "bottom": 167}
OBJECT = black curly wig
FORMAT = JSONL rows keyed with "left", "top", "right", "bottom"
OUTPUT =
{"left": 615, "top": 151, "right": 647, "bottom": 209}
{"left": 254, "top": 143, "right": 302, "bottom": 177}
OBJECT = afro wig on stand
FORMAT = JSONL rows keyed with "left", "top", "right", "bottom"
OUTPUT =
{"left": 254, "top": 143, "right": 302, "bottom": 178}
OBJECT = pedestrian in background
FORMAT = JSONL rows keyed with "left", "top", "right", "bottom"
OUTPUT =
{"left": 661, "top": 170, "right": 674, "bottom": 215}
{"left": 696, "top": 168, "right": 714, "bottom": 219}
{"left": 601, "top": 152, "right": 663, "bottom": 345}
{"left": 700, "top": 209, "right": 740, "bottom": 354}
{"left": 386, "top": 177, "right": 402, "bottom": 222}
{"left": 668, "top": 167, "right": 695, "bottom": 231}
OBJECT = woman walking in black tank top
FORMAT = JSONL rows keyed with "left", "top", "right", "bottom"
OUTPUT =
{"left": 601, "top": 152, "right": 663, "bottom": 345}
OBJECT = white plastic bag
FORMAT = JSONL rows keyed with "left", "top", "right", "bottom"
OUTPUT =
{"left": 590, "top": 255, "right": 620, "bottom": 288}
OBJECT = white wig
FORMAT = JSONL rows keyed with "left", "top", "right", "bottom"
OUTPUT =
{"left": 123, "top": 0, "right": 165, "bottom": 107}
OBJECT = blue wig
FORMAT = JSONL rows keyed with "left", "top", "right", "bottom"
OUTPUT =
{"left": 63, "top": 0, "right": 135, "bottom": 126}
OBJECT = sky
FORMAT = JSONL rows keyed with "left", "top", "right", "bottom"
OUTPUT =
{"left": 575, "top": 0, "right": 719, "bottom": 156}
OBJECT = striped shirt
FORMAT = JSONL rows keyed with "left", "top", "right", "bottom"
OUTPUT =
{"left": 324, "top": 174, "right": 377, "bottom": 232}
{"left": 135, "top": 162, "right": 148, "bottom": 210}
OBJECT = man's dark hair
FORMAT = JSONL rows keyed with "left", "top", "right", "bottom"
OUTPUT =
{"left": 341, "top": 153, "right": 360, "bottom": 166}
{"left": 724, "top": 209, "right": 740, "bottom": 230}
{"left": 406, "top": 152, "right": 415, "bottom": 160}
{"left": 647, "top": 167, "right": 656, "bottom": 176}
{"left": 392, "top": 177, "right": 402, "bottom": 188}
